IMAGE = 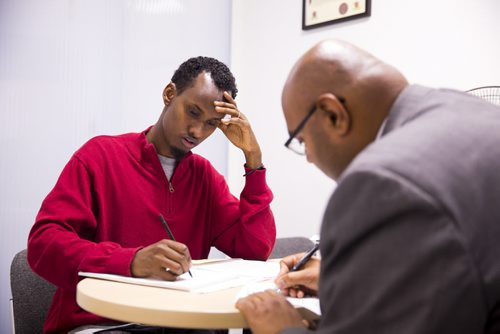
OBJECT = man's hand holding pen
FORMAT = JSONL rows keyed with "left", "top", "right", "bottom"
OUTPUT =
{"left": 235, "top": 246, "right": 321, "bottom": 333}
{"left": 131, "top": 239, "right": 192, "bottom": 281}
{"left": 274, "top": 252, "right": 321, "bottom": 298}
{"left": 131, "top": 214, "right": 193, "bottom": 280}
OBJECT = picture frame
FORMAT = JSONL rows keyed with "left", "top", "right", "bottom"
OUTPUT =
{"left": 302, "top": 0, "right": 371, "bottom": 30}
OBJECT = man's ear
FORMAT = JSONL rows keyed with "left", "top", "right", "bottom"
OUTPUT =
{"left": 163, "top": 82, "right": 176, "bottom": 105}
{"left": 316, "top": 93, "right": 350, "bottom": 136}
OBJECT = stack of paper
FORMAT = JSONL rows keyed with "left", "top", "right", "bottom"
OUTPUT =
{"left": 79, "top": 259, "right": 280, "bottom": 294}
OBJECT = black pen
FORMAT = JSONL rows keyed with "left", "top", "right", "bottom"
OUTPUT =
{"left": 159, "top": 214, "right": 193, "bottom": 278}
{"left": 290, "top": 242, "right": 320, "bottom": 272}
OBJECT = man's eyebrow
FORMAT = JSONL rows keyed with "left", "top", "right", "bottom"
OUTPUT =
{"left": 191, "top": 103, "right": 224, "bottom": 121}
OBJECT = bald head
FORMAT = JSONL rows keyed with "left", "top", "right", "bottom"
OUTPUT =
{"left": 283, "top": 39, "right": 407, "bottom": 119}
{"left": 283, "top": 40, "right": 367, "bottom": 105}
{"left": 282, "top": 39, "right": 408, "bottom": 180}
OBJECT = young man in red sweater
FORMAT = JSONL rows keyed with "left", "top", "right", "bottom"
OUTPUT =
{"left": 28, "top": 57, "right": 276, "bottom": 334}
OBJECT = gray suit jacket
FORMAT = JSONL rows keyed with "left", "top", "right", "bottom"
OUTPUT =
{"left": 285, "top": 85, "right": 500, "bottom": 333}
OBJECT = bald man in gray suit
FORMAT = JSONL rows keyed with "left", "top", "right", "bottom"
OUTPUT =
{"left": 236, "top": 40, "right": 500, "bottom": 333}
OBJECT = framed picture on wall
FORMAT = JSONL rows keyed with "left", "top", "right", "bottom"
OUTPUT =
{"left": 302, "top": 0, "right": 371, "bottom": 30}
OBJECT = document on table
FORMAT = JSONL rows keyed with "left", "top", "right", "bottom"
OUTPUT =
{"left": 235, "top": 281, "right": 321, "bottom": 317}
{"left": 79, "top": 259, "right": 280, "bottom": 294}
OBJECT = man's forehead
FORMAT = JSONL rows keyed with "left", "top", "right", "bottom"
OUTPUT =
{"left": 180, "top": 74, "right": 224, "bottom": 99}
{"left": 178, "top": 87, "right": 224, "bottom": 118}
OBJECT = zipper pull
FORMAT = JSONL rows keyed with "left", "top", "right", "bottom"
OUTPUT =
{"left": 168, "top": 181, "right": 174, "bottom": 193}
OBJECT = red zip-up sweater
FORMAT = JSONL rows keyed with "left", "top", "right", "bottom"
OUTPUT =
{"left": 27, "top": 129, "right": 276, "bottom": 334}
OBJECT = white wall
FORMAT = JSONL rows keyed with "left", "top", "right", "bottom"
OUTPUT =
{"left": 229, "top": 0, "right": 500, "bottom": 239}
{"left": 0, "top": 0, "right": 231, "bottom": 332}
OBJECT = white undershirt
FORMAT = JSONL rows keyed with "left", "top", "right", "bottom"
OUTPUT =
{"left": 157, "top": 155, "right": 176, "bottom": 181}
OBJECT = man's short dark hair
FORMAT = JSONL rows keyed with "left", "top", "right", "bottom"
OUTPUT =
{"left": 171, "top": 56, "right": 238, "bottom": 98}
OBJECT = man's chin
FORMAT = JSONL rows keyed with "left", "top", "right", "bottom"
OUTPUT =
{"left": 171, "top": 146, "right": 189, "bottom": 160}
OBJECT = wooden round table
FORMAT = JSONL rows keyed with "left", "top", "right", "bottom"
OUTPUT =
{"left": 77, "top": 277, "right": 248, "bottom": 329}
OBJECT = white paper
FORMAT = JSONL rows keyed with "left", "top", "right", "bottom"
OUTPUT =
{"left": 235, "top": 281, "right": 321, "bottom": 316}
{"left": 194, "top": 259, "right": 280, "bottom": 279}
{"left": 79, "top": 259, "right": 281, "bottom": 294}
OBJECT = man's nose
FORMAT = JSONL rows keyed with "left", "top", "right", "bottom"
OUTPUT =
{"left": 188, "top": 121, "right": 204, "bottom": 139}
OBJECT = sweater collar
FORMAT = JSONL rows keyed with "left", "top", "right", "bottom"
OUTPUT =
{"left": 131, "top": 127, "right": 193, "bottom": 175}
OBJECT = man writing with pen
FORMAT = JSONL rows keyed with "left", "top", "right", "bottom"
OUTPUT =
{"left": 27, "top": 56, "right": 276, "bottom": 334}
{"left": 276, "top": 243, "right": 320, "bottom": 299}
{"left": 236, "top": 39, "right": 500, "bottom": 334}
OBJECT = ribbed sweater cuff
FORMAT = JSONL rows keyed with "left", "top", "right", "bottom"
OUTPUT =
{"left": 243, "top": 165, "right": 267, "bottom": 194}
{"left": 108, "top": 247, "right": 142, "bottom": 277}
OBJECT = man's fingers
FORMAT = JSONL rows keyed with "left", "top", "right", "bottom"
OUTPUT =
{"left": 276, "top": 271, "right": 306, "bottom": 289}
{"left": 155, "top": 240, "right": 192, "bottom": 275}
{"left": 160, "top": 239, "right": 192, "bottom": 261}
{"left": 220, "top": 117, "right": 246, "bottom": 128}
{"left": 288, "top": 288, "right": 305, "bottom": 298}
{"left": 214, "top": 101, "right": 236, "bottom": 109}
{"left": 155, "top": 255, "right": 186, "bottom": 275}
{"left": 235, "top": 295, "right": 255, "bottom": 311}
{"left": 162, "top": 239, "right": 190, "bottom": 255}
{"left": 131, "top": 239, "right": 192, "bottom": 279}
{"left": 275, "top": 257, "right": 299, "bottom": 290}
{"left": 223, "top": 91, "right": 237, "bottom": 105}
{"left": 215, "top": 106, "right": 244, "bottom": 120}
{"left": 279, "top": 253, "right": 306, "bottom": 272}
{"left": 278, "top": 260, "right": 292, "bottom": 276}
{"left": 153, "top": 268, "right": 180, "bottom": 281}
{"left": 236, "top": 291, "right": 307, "bottom": 333}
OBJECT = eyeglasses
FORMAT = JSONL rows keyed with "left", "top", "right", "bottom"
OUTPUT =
{"left": 284, "top": 104, "right": 317, "bottom": 155}
{"left": 284, "top": 97, "right": 346, "bottom": 155}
